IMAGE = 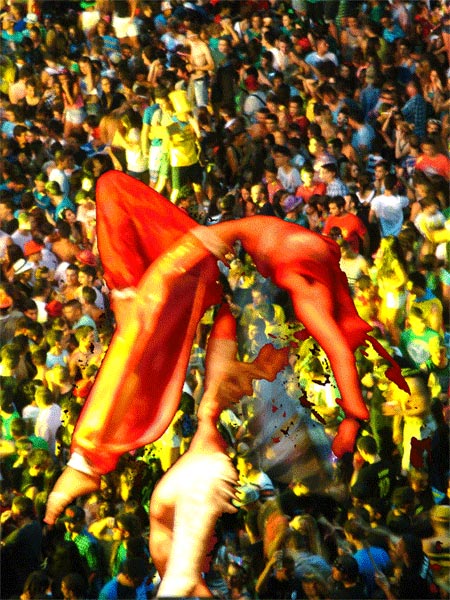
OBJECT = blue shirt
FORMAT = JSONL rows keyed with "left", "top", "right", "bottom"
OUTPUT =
{"left": 99, "top": 577, "right": 149, "bottom": 600}
{"left": 383, "top": 24, "right": 405, "bottom": 43}
{"left": 54, "top": 196, "right": 76, "bottom": 221}
{"left": 33, "top": 191, "right": 52, "bottom": 211}
{"left": 351, "top": 124, "right": 375, "bottom": 153}
{"left": 401, "top": 94, "right": 427, "bottom": 138}
{"left": 142, "top": 103, "right": 159, "bottom": 126}
{"left": 354, "top": 546, "right": 391, "bottom": 596}
{"left": 360, "top": 85, "right": 380, "bottom": 119}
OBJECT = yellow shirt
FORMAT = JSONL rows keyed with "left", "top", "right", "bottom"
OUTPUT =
{"left": 166, "top": 118, "right": 198, "bottom": 167}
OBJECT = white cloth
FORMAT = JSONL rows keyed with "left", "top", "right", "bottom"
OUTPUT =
{"left": 11, "top": 230, "right": 32, "bottom": 251}
{"left": 49, "top": 167, "right": 70, "bottom": 197}
{"left": 371, "top": 193, "right": 409, "bottom": 237}
{"left": 35, "top": 403, "right": 62, "bottom": 455}
{"left": 277, "top": 165, "right": 302, "bottom": 194}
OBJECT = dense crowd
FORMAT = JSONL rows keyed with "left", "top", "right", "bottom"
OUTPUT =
{"left": 0, "top": 0, "right": 449, "bottom": 598}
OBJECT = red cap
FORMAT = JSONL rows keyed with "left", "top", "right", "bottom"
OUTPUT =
{"left": 45, "top": 300, "right": 63, "bottom": 318}
{"left": 23, "top": 240, "right": 44, "bottom": 257}
{"left": 76, "top": 250, "right": 97, "bottom": 267}
{"left": 0, "top": 290, "right": 13, "bottom": 309}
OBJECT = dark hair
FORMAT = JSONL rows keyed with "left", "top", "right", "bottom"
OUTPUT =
{"left": 321, "top": 162, "right": 338, "bottom": 176}
{"left": 81, "top": 286, "right": 97, "bottom": 305}
{"left": 328, "top": 195, "right": 345, "bottom": 209}
{"left": 379, "top": 169, "right": 395, "bottom": 189}
{"left": 61, "top": 572, "right": 88, "bottom": 598}
{"left": 408, "top": 271, "right": 427, "bottom": 290}
{"left": 63, "top": 298, "right": 82, "bottom": 310}
{"left": 357, "top": 435, "right": 378, "bottom": 455}
{"left": 12, "top": 495, "right": 35, "bottom": 518}
{"left": 343, "top": 518, "right": 367, "bottom": 541}
{"left": 79, "top": 265, "right": 96, "bottom": 279}
{"left": 56, "top": 220, "right": 71, "bottom": 239}
{"left": 22, "top": 571, "right": 50, "bottom": 599}
{"left": 115, "top": 512, "right": 142, "bottom": 537}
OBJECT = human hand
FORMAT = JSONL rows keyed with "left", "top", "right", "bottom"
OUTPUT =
{"left": 393, "top": 430, "right": 402, "bottom": 445}
{"left": 0, "top": 510, "right": 12, "bottom": 524}
{"left": 382, "top": 402, "right": 401, "bottom": 416}
{"left": 44, "top": 466, "right": 100, "bottom": 525}
{"left": 271, "top": 550, "right": 283, "bottom": 567}
{"left": 374, "top": 570, "right": 390, "bottom": 592}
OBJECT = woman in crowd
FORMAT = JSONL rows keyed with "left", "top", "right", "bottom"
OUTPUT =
{"left": 371, "top": 236, "right": 409, "bottom": 345}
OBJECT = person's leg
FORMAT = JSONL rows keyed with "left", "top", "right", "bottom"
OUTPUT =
{"left": 154, "top": 151, "right": 170, "bottom": 193}
{"left": 193, "top": 78, "right": 208, "bottom": 109}
{"left": 170, "top": 165, "right": 182, "bottom": 203}
{"left": 282, "top": 272, "right": 369, "bottom": 455}
{"left": 190, "top": 162, "right": 205, "bottom": 205}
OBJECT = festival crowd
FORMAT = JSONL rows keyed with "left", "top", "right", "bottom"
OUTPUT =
{"left": 0, "top": 0, "right": 449, "bottom": 598}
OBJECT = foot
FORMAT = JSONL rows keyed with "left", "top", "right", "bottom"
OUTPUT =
{"left": 332, "top": 418, "right": 361, "bottom": 458}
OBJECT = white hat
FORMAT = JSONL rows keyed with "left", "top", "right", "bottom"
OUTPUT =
{"left": 161, "top": 1, "right": 172, "bottom": 11}
{"left": 13, "top": 258, "right": 34, "bottom": 275}
{"left": 24, "top": 13, "right": 38, "bottom": 23}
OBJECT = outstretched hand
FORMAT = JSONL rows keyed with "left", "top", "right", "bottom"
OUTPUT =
{"left": 44, "top": 466, "right": 101, "bottom": 525}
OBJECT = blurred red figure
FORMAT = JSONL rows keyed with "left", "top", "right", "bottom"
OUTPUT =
{"left": 44, "top": 172, "right": 406, "bottom": 595}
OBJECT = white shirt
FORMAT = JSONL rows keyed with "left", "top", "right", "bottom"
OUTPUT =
{"left": 370, "top": 193, "right": 409, "bottom": 237}
{"left": 0, "top": 230, "right": 11, "bottom": 259}
{"left": 49, "top": 167, "right": 70, "bottom": 197}
{"left": 35, "top": 403, "right": 61, "bottom": 455}
{"left": 11, "top": 229, "right": 32, "bottom": 251}
{"left": 277, "top": 165, "right": 302, "bottom": 193}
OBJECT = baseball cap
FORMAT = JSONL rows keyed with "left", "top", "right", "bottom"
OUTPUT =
{"left": 45, "top": 300, "right": 63, "bottom": 318}
{"left": 23, "top": 240, "right": 44, "bottom": 257}
{"left": 76, "top": 250, "right": 97, "bottom": 267}
{"left": 24, "top": 13, "right": 38, "bottom": 23}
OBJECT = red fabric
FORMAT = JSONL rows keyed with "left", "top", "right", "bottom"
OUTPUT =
{"left": 96, "top": 171, "right": 196, "bottom": 290}
{"left": 71, "top": 173, "right": 407, "bottom": 470}
{"left": 415, "top": 153, "right": 450, "bottom": 180}
{"left": 72, "top": 173, "right": 222, "bottom": 473}
{"left": 213, "top": 217, "right": 407, "bottom": 456}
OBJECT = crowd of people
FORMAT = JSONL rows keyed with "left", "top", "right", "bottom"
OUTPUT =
{"left": 0, "top": 0, "right": 449, "bottom": 598}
